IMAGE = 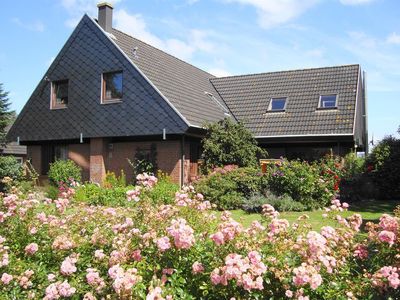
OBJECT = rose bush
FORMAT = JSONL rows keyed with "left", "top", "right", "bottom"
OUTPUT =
{"left": 0, "top": 173, "right": 399, "bottom": 299}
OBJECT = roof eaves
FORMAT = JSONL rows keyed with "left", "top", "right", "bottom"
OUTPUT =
{"left": 88, "top": 16, "right": 193, "bottom": 129}
{"left": 255, "top": 133, "right": 354, "bottom": 139}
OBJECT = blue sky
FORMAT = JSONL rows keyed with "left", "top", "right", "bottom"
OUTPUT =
{"left": 1, "top": 0, "right": 399, "bottom": 143}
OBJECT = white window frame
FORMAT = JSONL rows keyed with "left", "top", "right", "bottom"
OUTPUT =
{"left": 318, "top": 94, "right": 338, "bottom": 109}
{"left": 268, "top": 97, "right": 287, "bottom": 112}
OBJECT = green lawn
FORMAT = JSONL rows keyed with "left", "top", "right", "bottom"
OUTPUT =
{"left": 228, "top": 200, "right": 400, "bottom": 230}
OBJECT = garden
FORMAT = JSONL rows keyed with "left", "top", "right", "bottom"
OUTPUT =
{"left": 0, "top": 120, "right": 399, "bottom": 299}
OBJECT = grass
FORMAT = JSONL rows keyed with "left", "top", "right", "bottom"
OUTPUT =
{"left": 228, "top": 199, "right": 400, "bottom": 230}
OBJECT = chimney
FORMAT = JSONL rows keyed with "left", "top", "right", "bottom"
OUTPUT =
{"left": 97, "top": 2, "right": 113, "bottom": 32}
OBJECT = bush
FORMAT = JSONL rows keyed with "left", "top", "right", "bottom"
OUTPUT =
{"left": 0, "top": 180, "right": 399, "bottom": 299}
{"left": 195, "top": 167, "right": 266, "bottom": 210}
{"left": 103, "top": 171, "right": 126, "bottom": 188}
{"left": 0, "top": 156, "right": 23, "bottom": 181}
{"left": 46, "top": 185, "right": 60, "bottom": 200}
{"left": 74, "top": 183, "right": 132, "bottom": 206}
{"left": 201, "top": 118, "right": 266, "bottom": 170}
{"left": 146, "top": 173, "right": 179, "bottom": 206}
{"left": 265, "top": 158, "right": 343, "bottom": 210}
{"left": 367, "top": 135, "right": 400, "bottom": 199}
{"left": 48, "top": 159, "right": 82, "bottom": 186}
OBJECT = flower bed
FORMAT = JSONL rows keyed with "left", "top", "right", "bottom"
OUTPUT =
{"left": 0, "top": 175, "right": 399, "bottom": 299}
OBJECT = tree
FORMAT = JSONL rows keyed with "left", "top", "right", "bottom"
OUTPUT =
{"left": 201, "top": 118, "right": 266, "bottom": 170}
{"left": 0, "top": 83, "right": 13, "bottom": 146}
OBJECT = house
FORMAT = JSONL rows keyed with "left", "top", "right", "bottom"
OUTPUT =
{"left": 1, "top": 125, "right": 27, "bottom": 163}
{"left": 7, "top": 3, "right": 368, "bottom": 185}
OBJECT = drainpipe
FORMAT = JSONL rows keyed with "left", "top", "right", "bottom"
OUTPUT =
{"left": 362, "top": 71, "right": 369, "bottom": 155}
{"left": 180, "top": 135, "right": 185, "bottom": 187}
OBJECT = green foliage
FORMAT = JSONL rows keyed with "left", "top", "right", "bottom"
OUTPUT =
{"left": 74, "top": 183, "right": 132, "bottom": 206}
{"left": 342, "top": 152, "right": 365, "bottom": 179}
{"left": 367, "top": 134, "right": 400, "bottom": 199}
{"left": 47, "top": 159, "right": 82, "bottom": 186}
{"left": 146, "top": 174, "right": 179, "bottom": 205}
{"left": 266, "top": 158, "right": 343, "bottom": 210}
{"left": 201, "top": 118, "right": 266, "bottom": 170}
{"left": 46, "top": 185, "right": 60, "bottom": 200}
{"left": 128, "top": 144, "right": 158, "bottom": 183}
{"left": 0, "top": 156, "right": 24, "bottom": 181}
{"left": 0, "top": 83, "right": 14, "bottom": 145}
{"left": 103, "top": 171, "right": 126, "bottom": 188}
{"left": 195, "top": 167, "right": 265, "bottom": 210}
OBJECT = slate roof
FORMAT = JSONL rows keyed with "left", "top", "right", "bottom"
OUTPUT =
{"left": 109, "top": 27, "right": 230, "bottom": 127}
{"left": 210, "top": 64, "right": 360, "bottom": 137}
{"left": 1, "top": 126, "right": 26, "bottom": 155}
{"left": 7, "top": 15, "right": 189, "bottom": 143}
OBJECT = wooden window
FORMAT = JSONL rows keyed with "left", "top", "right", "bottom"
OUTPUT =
{"left": 51, "top": 80, "right": 69, "bottom": 109}
{"left": 102, "top": 71, "right": 123, "bottom": 102}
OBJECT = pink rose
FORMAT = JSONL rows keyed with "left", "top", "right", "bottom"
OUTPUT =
{"left": 25, "top": 243, "right": 39, "bottom": 255}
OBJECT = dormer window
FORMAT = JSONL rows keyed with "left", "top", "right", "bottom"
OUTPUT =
{"left": 51, "top": 80, "right": 69, "bottom": 109}
{"left": 268, "top": 97, "right": 287, "bottom": 112}
{"left": 102, "top": 71, "right": 123, "bottom": 103}
{"left": 319, "top": 94, "right": 337, "bottom": 109}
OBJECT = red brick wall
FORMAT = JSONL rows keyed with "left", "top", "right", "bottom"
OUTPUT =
{"left": 90, "top": 138, "right": 107, "bottom": 184}
{"left": 68, "top": 144, "right": 90, "bottom": 181}
{"left": 106, "top": 140, "right": 182, "bottom": 184}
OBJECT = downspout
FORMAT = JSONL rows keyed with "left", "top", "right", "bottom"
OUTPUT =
{"left": 180, "top": 135, "right": 185, "bottom": 187}
{"left": 362, "top": 71, "right": 369, "bottom": 154}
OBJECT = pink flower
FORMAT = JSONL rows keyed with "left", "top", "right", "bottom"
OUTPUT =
{"left": 156, "top": 236, "right": 171, "bottom": 252}
{"left": 378, "top": 230, "right": 396, "bottom": 246}
{"left": 285, "top": 290, "right": 293, "bottom": 298}
{"left": 132, "top": 249, "right": 142, "bottom": 261}
{"left": 94, "top": 249, "right": 106, "bottom": 260}
{"left": 192, "top": 261, "right": 204, "bottom": 274}
{"left": 210, "top": 231, "right": 225, "bottom": 245}
{"left": 47, "top": 274, "right": 56, "bottom": 282}
{"left": 1, "top": 273, "right": 13, "bottom": 285}
{"left": 25, "top": 243, "right": 39, "bottom": 255}
{"left": 210, "top": 268, "right": 222, "bottom": 285}
{"left": 60, "top": 255, "right": 78, "bottom": 276}
{"left": 166, "top": 218, "right": 195, "bottom": 249}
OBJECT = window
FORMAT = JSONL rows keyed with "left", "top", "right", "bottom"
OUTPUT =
{"left": 268, "top": 97, "right": 287, "bottom": 112}
{"left": 51, "top": 80, "right": 69, "bottom": 109}
{"left": 319, "top": 94, "right": 337, "bottom": 109}
{"left": 102, "top": 71, "right": 123, "bottom": 102}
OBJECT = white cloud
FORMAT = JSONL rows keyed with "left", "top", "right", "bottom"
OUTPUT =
{"left": 12, "top": 17, "right": 45, "bottom": 32}
{"left": 114, "top": 9, "right": 215, "bottom": 60}
{"left": 225, "top": 0, "right": 319, "bottom": 29}
{"left": 339, "top": 0, "right": 374, "bottom": 5}
{"left": 208, "top": 68, "right": 232, "bottom": 77}
{"left": 387, "top": 32, "right": 400, "bottom": 45}
{"left": 60, "top": 0, "right": 123, "bottom": 28}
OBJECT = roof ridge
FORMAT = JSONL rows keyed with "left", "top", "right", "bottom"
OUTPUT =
{"left": 211, "top": 64, "right": 360, "bottom": 80}
{"left": 111, "top": 27, "right": 216, "bottom": 79}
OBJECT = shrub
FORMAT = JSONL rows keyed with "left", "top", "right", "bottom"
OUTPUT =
{"left": 201, "top": 118, "right": 266, "bottom": 170}
{"left": 0, "top": 156, "right": 23, "bottom": 181}
{"left": 195, "top": 167, "right": 265, "bottom": 210}
{"left": 0, "top": 181, "right": 399, "bottom": 299}
{"left": 367, "top": 135, "right": 400, "bottom": 199}
{"left": 266, "top": 158, "right": 343, "bottom": 210}
{"left": 145, "top": 173, "right": 179, "bottom": 205}
{"left": 74, "top": 183, "right": 131, "bottom": 206}
{"left": 103, "top": 171, "right": 126, "bottom": 188}
{"left": 48, "top": 159, "right": 81, "bottom": 186}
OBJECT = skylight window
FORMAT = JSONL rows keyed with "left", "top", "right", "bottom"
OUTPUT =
{"left": 268, "top": 97, "right": 287, "bottom": 112}
{"left": 319, "top": 94, "right": 337, "bottom": 109}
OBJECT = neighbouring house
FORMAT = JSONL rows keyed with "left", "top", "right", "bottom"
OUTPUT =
{"left": 7, "top": 3, "right": 368, "bottom": 185}
{"left": 1, "top": 125, "right": 27, "bottom": 163}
